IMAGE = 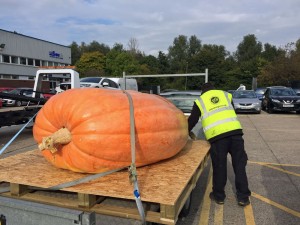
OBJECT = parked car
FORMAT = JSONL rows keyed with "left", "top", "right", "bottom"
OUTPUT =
{"left": 55, "top": 82, "right": 71, "bottom": 93}
{"left": 292, "top": 88, "right": 300, "bottom": 96}
{"left": 160, "top": 91, "right": 201, "bottom": 116}
{"left": 160, "top": 90, "right": 204, "bottom": 139}
{"left": 0, "top": 87, "right": 14, "bottom": 93}
{"left": 42, "top": 89, "right": 56, "bottom": 100}
{"left": 227, "top": 90, "right": 236, "bottom": 95}
{"left": 255, "top": 87, "right": 266, "bottom": 100}
{"left": 232, "top": 90, "right": 261, "bottom": 114}
{"left": 2, "top": 88, "right": 40, "bottom": 107}
{"left": 261, "top": 86, "right": 300, "bottom": 113}
{"left": 0, "top": 98, "right": 2, "bottom": 108}
{"left": 80, "top": 77, "right": 120, "bottom": 89}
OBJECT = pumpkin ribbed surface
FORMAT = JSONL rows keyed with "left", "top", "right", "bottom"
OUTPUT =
{"left": 33, "top": 88, "right": 188, "bottom": 173}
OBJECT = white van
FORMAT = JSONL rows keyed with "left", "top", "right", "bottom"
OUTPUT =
{"left": 80, "top": 77, "right": 120, "bottom": 89}
{"left": 109, "top": 78, "right": 138, "bottom": 91}
{"left": 55, "top": 82, "right": 72, "bottom": 93}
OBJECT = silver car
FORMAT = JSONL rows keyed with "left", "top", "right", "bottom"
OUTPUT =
{"left": 160, "top": 91, "right": 205, "bottom": 139}
{"left": 160, "top": 91, "right": 201, "bottom": 115}
{"left": 232, "top": 90, "right": 261, "bottom": 114}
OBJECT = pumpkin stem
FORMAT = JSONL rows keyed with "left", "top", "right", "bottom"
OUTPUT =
{"left": 38, "top": 128, "right": 72, "bottom": 153}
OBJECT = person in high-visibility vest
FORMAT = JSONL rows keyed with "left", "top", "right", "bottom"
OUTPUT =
{"left": 188, "top": 82, "right": 251, "bottom": 206}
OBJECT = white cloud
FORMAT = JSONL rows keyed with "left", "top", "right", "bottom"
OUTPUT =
{"left": 1, "top": 0, "right": 299, "bottom": 55}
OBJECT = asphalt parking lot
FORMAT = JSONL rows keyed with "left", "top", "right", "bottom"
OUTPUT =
{"left": 177, "top": 111, "right": 300, "bottom": 225}
{"left": 0, "top": 110, "right": 299, "bottom": 225}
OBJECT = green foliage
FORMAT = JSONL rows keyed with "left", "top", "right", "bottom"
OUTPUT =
{"left": 75, "top": 52, "right": 106, "bottom": 77}
{"left": 70, "top": 35, "right": 300, "bottom": 91}
{"left": 258, "top": 40, "right": 300, "bottom": 86}
{"left": 106, "top": 51, "right": 140, "bottom": 77}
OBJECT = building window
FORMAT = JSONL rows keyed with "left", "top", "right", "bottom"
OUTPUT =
{"left": 2, "top": 55, "right": 10, "bottom": 63}
{"left": 48, "top": 61, "right": 54, "bottom": 66}
{"left": 20, "top": 57, "right": 26, "bottom": 65}
{"left": 12, "top": 75, "right": 18, "bottom": 79}
{"left": 42, "top": 60, "right": 47, "bottom": 66}
{"left": 28, "top": 58, "right": 34, "bottom": 66}
{"left": 35, "top": 59, "right": 41, "bottom": 67}
{"left": 11, "top": 56, "right": 18, "bottom": 64}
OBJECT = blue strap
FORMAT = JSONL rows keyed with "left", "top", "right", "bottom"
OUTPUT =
{"left": 49, "top": 166, "right": 127, "bottom": 190}
{"left": 0, "top": 112, "right": 38, "bottom": 156}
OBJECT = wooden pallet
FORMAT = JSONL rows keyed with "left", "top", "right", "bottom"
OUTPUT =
{"left": 0, "top": 140, "right": 210, "bottom": 224}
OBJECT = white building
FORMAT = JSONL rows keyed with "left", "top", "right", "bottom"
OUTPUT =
{"left": 0, "top": 29, "right": 71, "bottom": 88}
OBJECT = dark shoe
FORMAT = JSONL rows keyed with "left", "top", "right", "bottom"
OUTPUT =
{"left": 209, "top": 192, "right": 224, "bottom": 205}
{"left": 238, "top": 198, "right": 250, "bottom": 206}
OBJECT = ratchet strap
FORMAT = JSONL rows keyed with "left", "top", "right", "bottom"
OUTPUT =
{"left": 0, "top": 112, "right": 38, "bottom": 157}
{"left": 123, "top": 90, "right": 146, "bottom": 224}
{"left": 1, "top": 91, "right": 146, "bottom": 223}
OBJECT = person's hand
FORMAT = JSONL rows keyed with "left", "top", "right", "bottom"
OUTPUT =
{"left": 189, "top": 132, "right": 197, "bottom": 140}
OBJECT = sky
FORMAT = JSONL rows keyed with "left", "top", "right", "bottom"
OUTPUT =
{"left": 1, "top": 0, "right": 300, "bottom": 56}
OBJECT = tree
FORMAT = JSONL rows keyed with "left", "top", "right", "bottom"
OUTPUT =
{"left": 127, "top": 37, "right": 141, "bottom": 55}
{"left": 258, "top": 40, "right": 300, "bottom": 86}
{"left": 187, "top": 44, "right": 229, "bottom": 89}
{"left": 69, "top": 41, "right": 81, "bottom": 65}
{"left": 106, "top": 51, "right": 140, "bottom": 77}
{"left": 168, "top": 35, "right": 189, "bottom": 73}
{"left": 234, "top": 34, "right": 263, "bottom": 88}
{"left": 236, "top": 34, "right": 262, "bottom": 62}
{"left": 157, "top": 51, "right": 170, "bottom": 74}
{"left": 85, "top": 40, "right": 110, "bottom": 55}
{"left": 261, "top": 43, "right": 282, "bottom": 62}
{"left": 75, "top": 51, "right": 106, "bottom": 77}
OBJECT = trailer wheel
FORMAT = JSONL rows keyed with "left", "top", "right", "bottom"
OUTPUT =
{"left": 179, "top": 191, "right": 193, "bottom": 218}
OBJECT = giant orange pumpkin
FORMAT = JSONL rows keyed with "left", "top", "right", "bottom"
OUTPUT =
{"left": 33, "top": 88, "right": 188, "bottom": 173}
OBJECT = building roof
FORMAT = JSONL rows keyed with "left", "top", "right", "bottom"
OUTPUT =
{"left": 0, "top": 28, "right": 70, "bottom": 49}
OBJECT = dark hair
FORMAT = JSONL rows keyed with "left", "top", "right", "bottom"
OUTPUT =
{"left": 201, "top": 82, "right": 215, "bottom": 93}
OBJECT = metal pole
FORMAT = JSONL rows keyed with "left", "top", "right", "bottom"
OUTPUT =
{"left": 205, "top": 68, "right": 208, "bottom": 83}
{"left": 123, "top": 71, "right": 126, "bottom": 90}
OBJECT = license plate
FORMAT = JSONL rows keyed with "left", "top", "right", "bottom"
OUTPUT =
{"left": 240, "top": 106, "right": 251, "bottom": 109}
{"left": 283, "top": 104, "right": 294, "bottom": 107}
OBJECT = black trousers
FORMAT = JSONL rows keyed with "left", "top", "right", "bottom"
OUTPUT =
{"left": 210, "top": 134, "right": 251, "bottom": 201}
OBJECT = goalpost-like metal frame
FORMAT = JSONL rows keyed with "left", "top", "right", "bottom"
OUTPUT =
{"left": 122, "top": 69, "right": 208, "bottom": 91}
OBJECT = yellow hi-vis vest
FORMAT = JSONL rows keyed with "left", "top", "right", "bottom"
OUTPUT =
{"left": 195, "top": 90, "right": 242, "bottom": 140}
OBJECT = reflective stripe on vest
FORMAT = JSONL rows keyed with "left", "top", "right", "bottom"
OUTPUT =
{"left": 195, "top": 90, "right": 242, "bottom": 140}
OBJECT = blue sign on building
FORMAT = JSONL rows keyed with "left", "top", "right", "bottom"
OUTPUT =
{"left": 49, "top": 51, "right": 63, "bottom": 59}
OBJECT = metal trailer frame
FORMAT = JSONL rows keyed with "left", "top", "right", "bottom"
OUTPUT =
{"left": 0, "top": 196, "right": 96, "bottom": 225}
{"left": 122, "top": 69, "right": 209, "bottom": 91}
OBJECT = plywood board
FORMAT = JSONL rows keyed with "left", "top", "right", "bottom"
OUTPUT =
{"left": 0, "top": 140, "right": 210, "bottom": 205}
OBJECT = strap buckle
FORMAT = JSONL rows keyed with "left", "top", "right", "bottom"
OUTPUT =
{"left": 128, "top": 163, "right": 137, "bottom": 184}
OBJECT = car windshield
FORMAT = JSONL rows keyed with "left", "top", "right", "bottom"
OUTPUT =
{"left": 271, "top": 89, "right": 296, "bottom": 96}
{"left": 7, "top": 89, "right": 20, "bottom": 95}
{"left": 233, "top": 91, "right": 257, "bottom": 99}
{"left": 255, "top": 88, "right": 266, "bottom": 94}
{"left": 167, "top": 97, "right": 196, "bottom": 113}
{"left": 80, "top": 77, "right": 102, "bottom": 83}
{"left": 22, "top": 90, "right": 33, "bottom": 96}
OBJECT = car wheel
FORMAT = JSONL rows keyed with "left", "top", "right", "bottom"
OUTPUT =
{"left": 266, "top": 105, "right": 273, "bottom": 114}
{"left": 16, "top": 101, "right": 22, "bottom": 107}
{"left": 296, "top": 111, "right": 300, "bottom": 114}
